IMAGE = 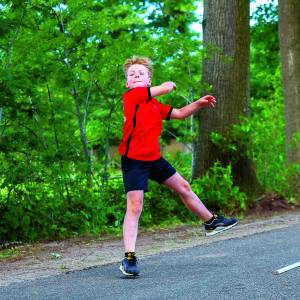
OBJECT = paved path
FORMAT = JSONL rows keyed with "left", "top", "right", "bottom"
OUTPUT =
{"left": 1, "top": 224, "right": 299, "bottom": 299}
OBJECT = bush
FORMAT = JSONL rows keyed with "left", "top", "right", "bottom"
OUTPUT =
{"left": 247, "top": 67, "right": 300, "bottom": 200}
{"left": 191, "top": 162, "right": 247, "bottom": 214}
{"left": 0, "top": 167, "right": 126, "bottom": 243}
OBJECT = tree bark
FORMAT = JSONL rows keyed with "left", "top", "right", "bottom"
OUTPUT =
{"left": 278, "top": 0, "right": 300, "bottom": 164}
{"left": 192, "top": 0, "right": 261, "bottom": 197}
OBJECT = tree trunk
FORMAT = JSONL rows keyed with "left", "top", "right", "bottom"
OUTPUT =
{"left": 192, "top": 0, "right": 261, "bottom": 198}
{"left": 278, "top": 0, "right": 300, "bottom": 164}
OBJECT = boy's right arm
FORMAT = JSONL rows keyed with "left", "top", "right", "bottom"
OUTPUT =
{"left": 150, "top": 82, "right": 176, "bottom": 97}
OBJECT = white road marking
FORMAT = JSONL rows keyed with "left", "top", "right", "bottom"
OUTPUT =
{"left": 274, "top": 262, "right": 300, "bottom": 275}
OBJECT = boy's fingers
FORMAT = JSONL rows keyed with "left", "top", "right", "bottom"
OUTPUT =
{"left": 203, "top": 95, "right": 215, "bottom": 101}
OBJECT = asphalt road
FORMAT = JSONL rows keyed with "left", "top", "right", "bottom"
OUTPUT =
{"left": 1, "top": 225, "right": 300, "bottom": 300}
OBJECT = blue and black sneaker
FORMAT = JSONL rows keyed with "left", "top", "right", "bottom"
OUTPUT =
{"left": 204, "top": 215, "right": 238, "bottom": 236}
{"left": 120, "top": 254, "right": 140, "bottom": 276}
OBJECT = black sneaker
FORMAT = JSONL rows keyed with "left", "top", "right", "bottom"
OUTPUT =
{"left": 204, "top": 215, "right": 238, "bottom": 236}
{"left": 120, "top": 256, "right": 140, "bottom": 276}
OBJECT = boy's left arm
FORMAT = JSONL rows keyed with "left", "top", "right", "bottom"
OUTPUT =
{"left": 170, "top": 95, "right": 216, "bottom": 119}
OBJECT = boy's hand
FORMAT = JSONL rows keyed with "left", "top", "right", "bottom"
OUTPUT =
{"left": 162, "top": 81, "right": 177, "bottom": 92}
{"left": 171, "top": 94, "right": 216, "bottom": 119}
{"left": 150, "top": 81, "right": 176, "bottom": 97}
{"left": 197, "top": 95, "right": 216, "bottom": 108}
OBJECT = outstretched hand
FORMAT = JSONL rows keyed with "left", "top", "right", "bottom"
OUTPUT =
{"left": 197, "top": 95, "right": 216, "bottom": 108}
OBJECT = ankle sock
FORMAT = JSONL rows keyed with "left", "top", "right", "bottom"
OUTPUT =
{"left": 125, "top": 252, "right": 136, "bottom": 260}
{"left": 205, "top": 215, "right": 216, "bottom": 224}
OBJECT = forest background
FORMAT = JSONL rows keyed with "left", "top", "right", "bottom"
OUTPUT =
{"left": 1, "top": 0, "right": 299, "bottom": 243}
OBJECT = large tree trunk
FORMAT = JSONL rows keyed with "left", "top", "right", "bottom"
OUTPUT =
{"left": 192, "top": 0, "right": 261, "bottom": 197}
{"left": 278, "top": 0, "right": 300, "bottom": 164}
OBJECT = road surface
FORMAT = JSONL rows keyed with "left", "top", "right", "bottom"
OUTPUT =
{"left": 1, "top": 225, "right": 299, "bottom": 299}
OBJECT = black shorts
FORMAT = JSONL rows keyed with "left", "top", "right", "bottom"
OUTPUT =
{"left": 121, "top": 156, "right": 177, "bottom": 194}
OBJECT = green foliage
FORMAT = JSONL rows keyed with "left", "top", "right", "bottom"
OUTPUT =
{"left": 191, "top": 162, "right": 247, "bottom": 214}
{"left": 0, "top": 169, "right": 126, "bottom": 241}
{"left": 1, "top": 179, "right": 90, "bottom": 241}
{"left": 142, "top": 182, "right": 195, "bottom": 226}
{"left": 250, "top": 1, "right": 279, "bottom": 99}
{"left": 0, "top": 248, "right": 21, "bottom": 261}
{"left": 248, "top": 71, "right": 300, "bottom": 199}
{"left": 0, "top": 0, "right": 204, "bottom": 243}
{"left": 210, "top": 122, "right": 251, "bottom": 164}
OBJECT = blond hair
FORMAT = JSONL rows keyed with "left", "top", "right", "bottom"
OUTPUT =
{"left": 123, "top": 56, "right": 153, "bottom": 78}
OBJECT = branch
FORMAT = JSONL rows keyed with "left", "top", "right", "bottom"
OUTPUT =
{"left": 0, "top": 118, "right": 8, "bottom": 136}
{"left": 94, "top": 80, "right": 108, "bottom": 99}
{"left": 52, "top": 9, "right": 93, "bottom": 188}
{"left": 178, "top": 94, "right": 191, "bottom": 103}
{"left": 5, "top": 7, "right": 26, "bottom": 69}
{"left": 83, "top": 80, "right": 93, "bottom": 130}
{"left": 47, "top": 84, "right": 60, "bottom": 148}
{"left": 186, "top": 60, "right": 195, "bottom": 101}
{"left": 19, "top": 123, "right": 39, "bottom": 138}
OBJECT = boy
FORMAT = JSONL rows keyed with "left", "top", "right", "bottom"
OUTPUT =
{"left": 118, "top": 56, "right": 238, "bottom": 276}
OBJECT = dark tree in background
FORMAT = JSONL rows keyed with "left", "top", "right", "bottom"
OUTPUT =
{"left": 192, "top": 0, "right": 261, "bottom": 198}
{"left": 278, "top": 0, "right": 300, "bottom": 165}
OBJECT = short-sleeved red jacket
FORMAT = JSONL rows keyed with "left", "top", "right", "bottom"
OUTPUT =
{"left": 118, "top": 87, "right": 173, "bottom": 161}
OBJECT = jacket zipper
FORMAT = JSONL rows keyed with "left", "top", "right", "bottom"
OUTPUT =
{"left": 124, "top": 104, "right": 139, "bottom": 157}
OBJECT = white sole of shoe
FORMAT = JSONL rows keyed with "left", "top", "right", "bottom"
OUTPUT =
{"left": 205, "top": 221, "right": 238, "bottom": 237}
{"left": 119, "top": 265, "right": 139, "bottom": 276}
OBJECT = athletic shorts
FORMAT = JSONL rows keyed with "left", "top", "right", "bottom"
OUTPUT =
{"left": 121, "top": 156, "right": 177, "bottom": 194}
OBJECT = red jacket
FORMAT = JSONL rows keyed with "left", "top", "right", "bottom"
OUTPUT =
{"left": 118, "top": 87, "right": 173, "bottom": 161}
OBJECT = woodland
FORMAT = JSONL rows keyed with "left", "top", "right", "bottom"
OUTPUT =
{"left": 1, "top": 0, "right": 300, "bottom": 243}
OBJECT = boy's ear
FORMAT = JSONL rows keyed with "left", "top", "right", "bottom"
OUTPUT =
{"left": 148, "top": 78, "right": 152, "bottom": 86}
{"left": 126, "top": 81, "right": 129, "bottom": 88}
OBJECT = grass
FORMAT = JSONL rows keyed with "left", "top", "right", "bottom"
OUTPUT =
{"left": 0, "top": 248, "right": 21, "bottom": 261}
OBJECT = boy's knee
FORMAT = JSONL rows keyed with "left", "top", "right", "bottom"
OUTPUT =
{"left": 127, "top": 192, "right": 143, "bottom": 215}
{"left": 129, "top": 204, "right": 142, "bottom": 216}
{"left": 179, "top": 180, "right": 192, "bottom": 196}
{"left": 128, "top": 201, "right": 143, "bottom": 216}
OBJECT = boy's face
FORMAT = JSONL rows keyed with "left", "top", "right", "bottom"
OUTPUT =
{"left": 126, "top": 64, "right": 151, "bottom": 89}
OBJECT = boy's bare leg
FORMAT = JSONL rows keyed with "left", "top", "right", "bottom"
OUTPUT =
{"left": 123, "top": 190, "right": 144, "bottom": 252}
{"left": 163, "top": 172, "right": 213, "bottom": 222}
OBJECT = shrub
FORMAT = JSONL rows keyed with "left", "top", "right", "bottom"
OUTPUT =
{"left": 191, "top": 162, "right": 247, "bottom": 214}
